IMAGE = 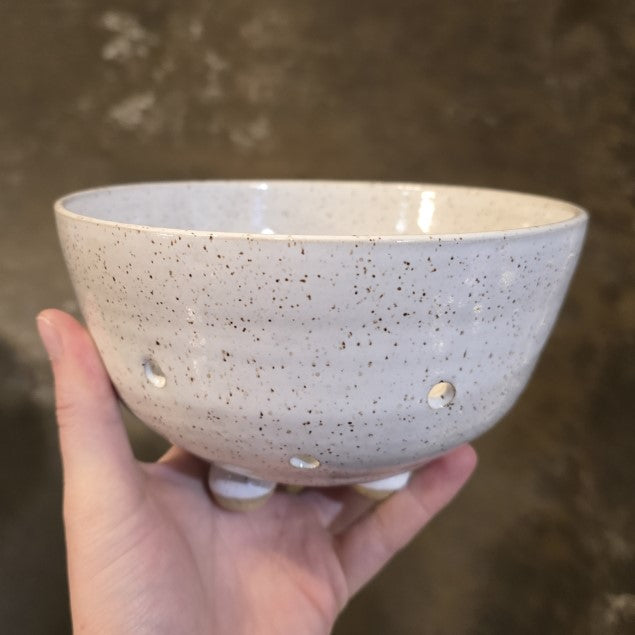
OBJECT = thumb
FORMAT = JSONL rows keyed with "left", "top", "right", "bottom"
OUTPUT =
{"left": 37, "top": 309, "right": 143, "bottom": 511}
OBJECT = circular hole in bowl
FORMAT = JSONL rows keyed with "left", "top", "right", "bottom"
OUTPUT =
{"left": 427, "top": 381, "right": 455, "bottom": 409}
{"left": 290, "top": 455, "right": 321, "bottom": 469}
{"left": 143, "top": 358, "right": 166, "bottom": 388}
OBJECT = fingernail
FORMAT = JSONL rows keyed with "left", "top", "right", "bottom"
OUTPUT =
{"left": 36, "top": 314, "right": 63, "bottom": 361}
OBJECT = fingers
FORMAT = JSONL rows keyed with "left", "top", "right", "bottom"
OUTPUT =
{"left": 299, "top": 487, "right": 377, "bottom": 533}
{"left": 334, "top": 445, "right": 477, "bottom": 596}
{"left": 36, "top": 309, "right": 143, "bottom": 506}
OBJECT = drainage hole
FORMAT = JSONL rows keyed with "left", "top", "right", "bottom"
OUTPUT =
{"left": 427, "top": 381, "right": 455, "bottom": 409}
{"left": 290, "top": 454, "right": 320, "bottom": 469}
{"left": 143, "top": 358, "right": 166, "bottom": 388}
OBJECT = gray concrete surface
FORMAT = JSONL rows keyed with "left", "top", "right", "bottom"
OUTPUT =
{"left": 1, "top": 1, "right": 633, "bottom": 633}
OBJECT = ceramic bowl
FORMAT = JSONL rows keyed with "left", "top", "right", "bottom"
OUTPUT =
{"left": 54, "top": 181, "right": 587, "bottom": 498}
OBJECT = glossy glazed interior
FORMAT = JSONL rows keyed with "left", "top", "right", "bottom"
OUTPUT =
{"left": 59, "top": 181, "right": 583, "bottom": 237}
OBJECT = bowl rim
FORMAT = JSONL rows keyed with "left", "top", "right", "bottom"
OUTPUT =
{"left": 54, "top": 179, "right": 589, "bottom": 243}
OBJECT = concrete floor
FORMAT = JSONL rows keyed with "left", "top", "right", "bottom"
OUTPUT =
{"left": 1, "top": 1, "right": 633, "bottom": 633}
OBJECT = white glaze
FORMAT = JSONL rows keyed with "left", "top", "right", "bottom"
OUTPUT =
{"left": 54, "top": 181, "right": 588, "bottom": 486}
{"left": 208, "top": 465, "right": 275, "bottom": 501}
{"left": 356, "top": 471, "right": 411, "bottom": 492}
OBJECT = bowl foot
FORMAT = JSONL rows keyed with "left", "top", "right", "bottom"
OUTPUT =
{"left": 353, "top": 471, "right": 411, "bottom": 500}
{"left": 208, "top": 465, "right": 276, "bottom": 511}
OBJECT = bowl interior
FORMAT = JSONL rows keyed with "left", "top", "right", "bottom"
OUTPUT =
{"left": 59, "top": 181, "right": 582, "bottom": 236}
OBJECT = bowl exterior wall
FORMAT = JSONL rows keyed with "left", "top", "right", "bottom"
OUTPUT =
{"left": 56, "top": 215, "right": 586, "bottom": 485}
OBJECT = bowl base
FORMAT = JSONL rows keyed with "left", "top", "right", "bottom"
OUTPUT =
{"left": 352, "top": 472, "right": 412, "bottom": 500}
{"left": 208, "top": 464, "right": 412, "bottom": 510}
{"left": 207, "top": 465, "right": 276, "bottom": 511}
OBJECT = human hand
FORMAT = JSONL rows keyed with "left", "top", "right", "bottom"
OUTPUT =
{"left": 37, "top": 309, "right": 477, "bottom": 635}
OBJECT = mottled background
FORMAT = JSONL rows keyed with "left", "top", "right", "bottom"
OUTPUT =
{"left": 1, "top": 0, "right": 633, "bottom": 633}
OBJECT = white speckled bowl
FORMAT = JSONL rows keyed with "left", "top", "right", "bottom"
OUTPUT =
{"left": 54, "top": 181, "right": 587, "bottom": 487}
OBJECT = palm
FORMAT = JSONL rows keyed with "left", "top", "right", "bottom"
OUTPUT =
{"left": 39, "top": 309, "right": 476, "bottom": 635}
{"left": 119, "top": 458, "right": 348, "bottom": 634}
